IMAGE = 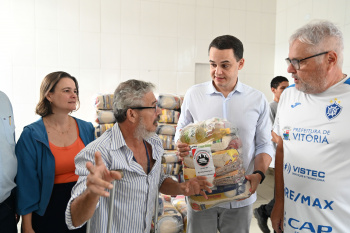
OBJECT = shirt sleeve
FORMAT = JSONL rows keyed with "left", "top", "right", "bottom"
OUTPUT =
{"left": 273, "top": 92, "right": 286, "bottom": 137}
{"left": 269, "top": 103, "right": 275, "bottom": 128}
{"left": 174, "top": 91, "right": 194, "bottom": 142}
{"left": 15, "top": 128, "right": 41, "bottom": 215}
{"left": 255, "top": 97, "right": 275, "bottom": 158}
{"left": 158, "top": 165, "right": 170, "bottom": 188}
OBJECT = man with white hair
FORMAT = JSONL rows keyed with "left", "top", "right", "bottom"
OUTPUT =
{"left": 271, "top": 20, "right": 349, "bottom": 232}
{"left": 65, "top": 79, "right": 212, "bottom": 233}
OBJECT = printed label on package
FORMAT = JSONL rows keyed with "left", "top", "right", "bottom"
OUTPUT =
{"left": 192, "top": 146, "right": 215, "bottom": 184}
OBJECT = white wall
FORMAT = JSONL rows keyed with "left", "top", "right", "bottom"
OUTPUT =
{"left": 1, "top": 0, "right": 275, "bottom": 138}
{"left": 274, "top": 0, "right": 350, "bottom": 82}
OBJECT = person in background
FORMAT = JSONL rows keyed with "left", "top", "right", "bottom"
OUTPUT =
{"left": 65, "top": 79, "right": 212, "bottom": 233}
{"left": 15, "top": 71, "right": 95, "bottom": 233}
{"left": 254, "top": 76, "right": 289, "bottom": 233}
{"left": 175, "top": 35, "right": 274, "bottom": 233}
{"left": 0, "top": 91, "right": 18, "bottom": 233}
{"left": 271, "top": 20, "right": 349, "bottom": 232}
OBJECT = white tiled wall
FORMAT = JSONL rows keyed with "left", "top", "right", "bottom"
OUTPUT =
{"left": 274, "top": 0, "right": 350, "bottom": 82}
{"left": 6, "top": 0, "right": 348, "bottom": 139}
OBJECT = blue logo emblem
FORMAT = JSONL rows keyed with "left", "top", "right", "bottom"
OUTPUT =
{"left": 284, "top": 162, "right": 291, "bottom": 174}
{"left": 291, "top": 102, "right": 301, "bottom": 108}
{"left": 326, "top": 98, "right": 342, "bottom": 120}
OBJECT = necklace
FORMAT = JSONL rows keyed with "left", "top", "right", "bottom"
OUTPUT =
{"left": 44, "top": 118, "right": 71, "bottom": 134}
{"left": 48, "top": 124, "right": 71, "bottom": 134}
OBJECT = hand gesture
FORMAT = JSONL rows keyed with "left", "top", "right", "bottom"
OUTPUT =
{"left": 86, "top": 151, "right": 123, "bottom": 197}
{"left": 182, "top": 176, "right": 213, "bottom": 199}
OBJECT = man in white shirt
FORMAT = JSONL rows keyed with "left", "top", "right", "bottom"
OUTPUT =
{"left": 175, "top": 35, "right": 274, "bottom": 233}
{"left": 271, "top": 20, "right": 350, "bottom": 232}
{"left": 66, "top": 79, "right": 212, "bottom": 233}
{"left": 0, "top": 91, "right": 17, "bottom": 233}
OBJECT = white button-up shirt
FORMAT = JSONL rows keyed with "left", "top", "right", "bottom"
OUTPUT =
{"left": 175, "top": 80, "right": 274, "bottom": 208}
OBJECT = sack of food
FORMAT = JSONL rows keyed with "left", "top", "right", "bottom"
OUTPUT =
{"left": 95, "top": 110, "right": 116, "bottom": 124}
{"left": 158, "top": 135, "right": 176, "bottom": 150}
{"left": 172, "top": 196, "right": 187, "bottom": 232}
{"left": 158, "top": 94, "right": 182, "bottom": 110}
{"left": 162, "top": 151, "right": 180, "bottom": 164}
{"left": 159, "top": 109, "right": 180, "bottom": 124}
{"left": 153, "top": 195, "right": 184, "bottom": 233}
{"left": 180, "top": 118, "right": 250, "bottom": 211}
{"left": 179, "top": 118, "right": 232, "bottom": 145}
{"left": 157, "top": 123, "right": 177, "bottom": 136}
{"left": 94, "top": 123, "right": 114, "bottom": 138}
{"left": 94, "top": 94, "right": 114, "bottom": 110}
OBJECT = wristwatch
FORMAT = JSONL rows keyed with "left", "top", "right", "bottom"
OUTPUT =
{"left": 253, "top": 170, "right": 265, "bottom": 184}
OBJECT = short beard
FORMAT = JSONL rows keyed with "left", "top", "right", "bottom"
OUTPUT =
{"left": 134, "top": 116, "right": 155, "bottom": 141}
{"left": 295, "top": 63, "right": 328, "bottom": 94}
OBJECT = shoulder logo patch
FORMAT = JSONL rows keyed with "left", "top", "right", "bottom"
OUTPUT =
{"left": 326, "top": 98, "right": 342, "bottom": 120}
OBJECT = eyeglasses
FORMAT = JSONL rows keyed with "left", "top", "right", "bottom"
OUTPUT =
{"left": 130, "top": 105, "right": 159, "bottom": 113}
{"left": 285, "top": 51, "right": 329, "bottom": 70}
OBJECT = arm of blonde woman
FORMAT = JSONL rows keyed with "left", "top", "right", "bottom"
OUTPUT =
{"left": 70, "top": 151, "right": 122, "bottom": 227}
{"left": 21, "top": 213, "right": 35, "bottom": 233}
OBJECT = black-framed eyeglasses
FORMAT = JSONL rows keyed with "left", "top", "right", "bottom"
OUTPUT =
{"left": 130, "top": 105, "right": 159, "bottom": 113}
{"left": 285, "top": 51, "right": 329, "bottom": 70}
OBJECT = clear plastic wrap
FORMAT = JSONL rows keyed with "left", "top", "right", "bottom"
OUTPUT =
{"left": 179, "top": 118, "right": 232, "bottom": 145}
{"left": 181, "top": 118, "right": 251, "bottom": 211}
{"left": 94, "top": 94, "right": 114, "bottom": 110}
{"left": 152, "top": 194, "right": 184, "bottom": 233}
{"left": 94, "top": 123, "right": 114, "bottom": 138}
{"left": 161, "top": 151, "right": 180, "bottom": 164}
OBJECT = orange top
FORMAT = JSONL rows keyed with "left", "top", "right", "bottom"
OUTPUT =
{"left": 50, "top": 121, "right": 85, "bottom": 184}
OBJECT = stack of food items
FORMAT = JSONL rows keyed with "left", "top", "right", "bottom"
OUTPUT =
{"left": 157, "top": 94, "right": 183, "bottom": 178}
{"left": 94, "top": 94, "right": 115, "bottom": 137}
{"left": 180, "top": 118, "right": 250, "bottom": 211}
{"left": 152, "top": 194, "right": 185, "bottom": 233}
{"left": 171, "top": 196, "right": 187, "bottom": 231}
{"left": 157, "top": 94, "right": 182, "bottom": 151}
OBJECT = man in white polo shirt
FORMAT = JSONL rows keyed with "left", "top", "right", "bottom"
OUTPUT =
{"left": 271, "top": 20, "right": 350, "bottom": 232}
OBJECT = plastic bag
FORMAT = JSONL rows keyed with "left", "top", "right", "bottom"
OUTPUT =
{"left": 181, "top": 118, "right": 251, "bottom": 211}
{"left": 179, "top": 118, "right": 232, "bottom": 145}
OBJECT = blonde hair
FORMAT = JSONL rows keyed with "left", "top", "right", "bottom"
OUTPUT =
{"left": 35, "top": 71, "right": 80, "bottom": 117}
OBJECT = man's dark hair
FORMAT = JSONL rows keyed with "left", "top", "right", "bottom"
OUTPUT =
{"left": 270, "top": 76, "right": 289, "bottom": 89}
{"left": 208, "top": 35, "right": 244, "bottom": 61}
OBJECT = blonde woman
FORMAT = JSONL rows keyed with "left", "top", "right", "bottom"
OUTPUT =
{"left": 16, "top": 71, "right": 95, "bottom": 233}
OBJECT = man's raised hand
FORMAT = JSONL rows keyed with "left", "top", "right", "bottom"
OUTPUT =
{"left": 85, "top": 151, "right": 123, "bottom": 197}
